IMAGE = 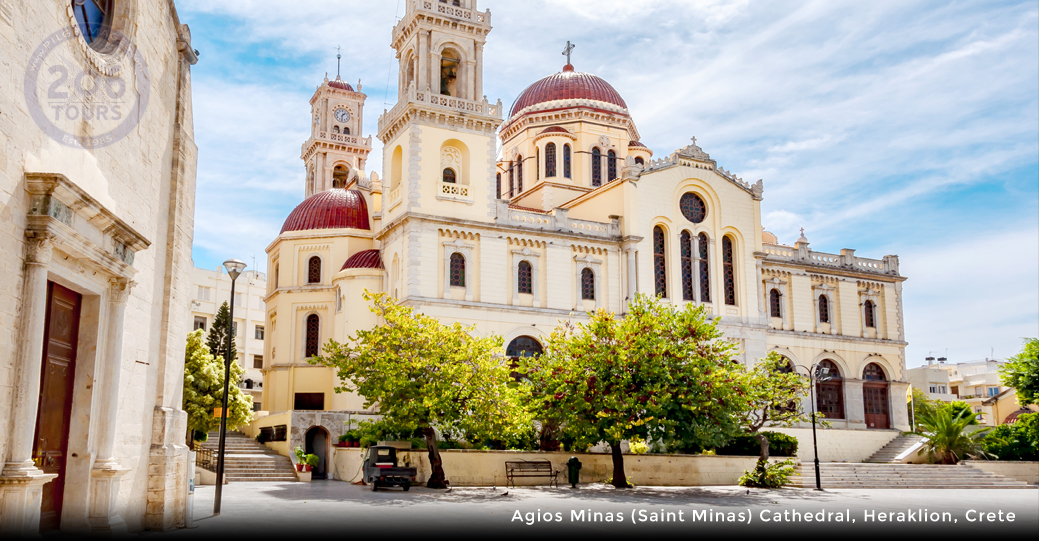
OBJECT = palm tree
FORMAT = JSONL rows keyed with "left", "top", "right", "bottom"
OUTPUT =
{"left": 917, "top": 406, "right": 992, "bottom": 464}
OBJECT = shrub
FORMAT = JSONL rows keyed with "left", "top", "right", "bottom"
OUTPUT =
{"left": 918, "top": 407, "right": 991, "bottom": 464}
{"left": 716, "top": 432, "right": 798, "bottom": 457}
{"left": 628, "top": 438, "right": 649, "bottom": 455}
{"left": 983, "top": 413, "right": 1039, "bottom": 461}
{"left": 304, "top": 454, "right": 320, "bottom": 467}
{"left": 739, "top": 459, "right": 796, "bottom": 488}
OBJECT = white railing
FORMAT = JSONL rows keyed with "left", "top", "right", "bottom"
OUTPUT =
{"left": 388, "top": 186, "right": 402, "bottom": 206}
{"left": 379, "top": 89, "right": 503, "bottom": 132}
{"left": 762, "top": 244, "right": 795, "bottom": 257}
{"left": 317, "top": 132, "right": 372, "bottom": 147}
{"left": 764, "top": 246, "right": 898, "bottom": 276}
{"left": 439, "top": 182, "right": 471, "bottom": 200}
{"left": 419, "top": 0, "right": 490, "bottom": 24}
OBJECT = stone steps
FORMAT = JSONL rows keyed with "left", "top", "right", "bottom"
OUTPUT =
{"left": 199, "top": 431, "right": 298, "bottom": 483}
{"left": 793, "top": 463, "right": 1031, "bottom": 489}
{"left": 866, "top": 434, "right": 926, "bottom": 463}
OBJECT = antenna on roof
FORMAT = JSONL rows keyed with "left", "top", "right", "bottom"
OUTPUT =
{"left": 335, "top": 45, "right": 343, "bottom": 78}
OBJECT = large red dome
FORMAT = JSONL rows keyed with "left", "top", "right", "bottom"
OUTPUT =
{"left": 281, "top": 189, "right": 370, "bottom": 233}
{"left": 510, "top": 64, "right": 628, "bottom": 118}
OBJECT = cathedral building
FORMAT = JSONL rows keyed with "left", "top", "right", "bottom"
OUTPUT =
{"left": 255, "top": 0, "right": 910, "bottom": 468}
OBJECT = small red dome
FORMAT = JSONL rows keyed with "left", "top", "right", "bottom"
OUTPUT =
{"left": 510, "top": 65, "right": 627, "bottom": 118}
{"left": 281, "top": 189, "right": 370, "bottom": 233}
{"left": 341, "top": 249, "right": 384, "bottom": 271}
{"left": 328, "top": 76, "right": 354, "bottom": 92}
{"left": 539, "top": 126, "right": 571, "bottom": 135}
{"left": 629, "top": 140, "right": 648, "bottom": 148}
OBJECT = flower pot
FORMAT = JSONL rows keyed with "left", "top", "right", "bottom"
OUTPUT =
{"left": 352, "top": 442, "right": 360, "bottom": 448}
{"left": 336, "top": 441, "right": 346, "bottom": 448}
{"left": 296, "top": 464, "right": 303, "bottom": 472}
{"left": 303, "top": 465, "right": 313, "bottom": 472}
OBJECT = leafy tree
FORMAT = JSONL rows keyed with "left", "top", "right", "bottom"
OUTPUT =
{"left": 983, "top": 413, "right": 1039, "bottom": 461}
{"left": 732, "top": 352, "right": 812, "bottom": 462}
{"left": 917, "top": 406, "right": 992, "bottom": 464}
{"left": 946, "top": 401, "right": 978, "bottom": 425}
{"left": 1000, "top": 338, "right": 1039, "bottom": 406}
{"left": 521, "top": 294, "right": 744, "bottom": 488}
{"left": 910, "top": 388, "right": 939, "bottom": 427}
{"left": 206, "top": 301, "right": 237, "bottom": 365}
{"left": 182, "top": 329, "right": 252, "bottom": 446}
{"left": 313, "top": 292, "right": 530, "bottom": 489}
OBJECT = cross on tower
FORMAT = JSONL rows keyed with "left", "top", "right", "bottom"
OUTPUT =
{"left": 335, "top": 45, "right": 343, "bottom": 78}
{"left": 562, "top": 41, "right": 576, "bottom": 65}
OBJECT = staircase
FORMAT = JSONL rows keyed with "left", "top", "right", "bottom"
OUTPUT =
{"left": 794, "top": 463, "right": 1032, "bottom": 489}
{"left": 199, "top": 431, "right": 297, "bottom": 482}
{"left": 866, "top": 434, "right": 926, "bottom": 463}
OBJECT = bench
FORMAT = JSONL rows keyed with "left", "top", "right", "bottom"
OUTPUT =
{"left": 505, "top": 460, "right": 559, "bottom": 488}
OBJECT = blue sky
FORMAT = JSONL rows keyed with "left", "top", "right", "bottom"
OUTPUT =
{"left": 178, "top": 0, "right": 1038, "bottom": 367}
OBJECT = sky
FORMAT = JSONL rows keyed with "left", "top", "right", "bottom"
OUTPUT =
{"left": 178, "top": 0, "right": 1039, "bottom": 368}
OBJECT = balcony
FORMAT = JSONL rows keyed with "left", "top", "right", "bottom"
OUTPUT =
{"left": 438, "top": 181, "right": 472, "bottom": 203}
{"left": 313, "top": 131, "right": 372, "bottom": 148}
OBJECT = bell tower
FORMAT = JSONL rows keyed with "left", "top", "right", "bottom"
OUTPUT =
{"left": 302, "top": 72, "right": 373, "bottom": 197}
{"left": 377, "top": 0, "right": 504, "bottom": 223}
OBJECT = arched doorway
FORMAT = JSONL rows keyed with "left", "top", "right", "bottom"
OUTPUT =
{"left": 862, "top": 362, "right": 890, "bottom": 429}
{"left": 816, "top": 359, "right": 845, "bottom": 419}
{"left": 506, "top": 336, "right": 543, "bottom": 379}
{"left": 305, "top": 426, "right": 330, "bottom": 479}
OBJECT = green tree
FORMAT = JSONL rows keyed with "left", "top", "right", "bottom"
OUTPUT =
{"left": 182, "top": 330, "right": 252, "bottom": 446}
{"left": 983, "top": 413, "right": 1039, "bottom": 461}
{"left": 313, "top": 292, "right": 530, "bottom": 489}
{"left": 1000, "top": 338, "right": 1039, "bottom": 406}
{"left": 946, "top": 401, "right": 978, "bottom": 425}
{"left": 910, "top": 388, "right": 939, "bottom": 427}
{"left": 732, "top": 352, "right": 813, "bottom": 463}
{"left": 207, "top": 301, "right": 237, "bottom": 364}
{"left": 521, "top": 294, "right": 744, "bottom": 489}
{"left": 917, "top": 406, "right": 991, "bottom": 464}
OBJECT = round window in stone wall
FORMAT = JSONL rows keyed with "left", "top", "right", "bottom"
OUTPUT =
{"left": 73, "top": 1, "right": 113, "bottom": 46}
{"left": 680, "top": 193, "right": 707, "bottom": 224}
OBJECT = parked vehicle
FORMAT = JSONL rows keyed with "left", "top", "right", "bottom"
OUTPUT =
{"left": 363, "top": 446, "right": 417, "bottom": 491}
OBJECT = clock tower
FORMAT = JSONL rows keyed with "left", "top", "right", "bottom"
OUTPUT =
{"left": 302, "top": 74, "right": 373, "bottom": 197}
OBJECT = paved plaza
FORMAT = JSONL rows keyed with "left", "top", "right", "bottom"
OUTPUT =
{"left": 144, "top": 481, "right": 1039, "bottom": 540}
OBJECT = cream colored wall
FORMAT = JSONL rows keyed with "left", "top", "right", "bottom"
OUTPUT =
{"left": 963, "top": 461, "right": 1039, "bottom": 485}
{"left": 332, "top": 448, "right": 783, "bottom": 487}
{"left": 771, "top": 428, "right": 899, "bottom": 463}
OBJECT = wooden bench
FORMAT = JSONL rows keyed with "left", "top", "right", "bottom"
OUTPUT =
{"left": 505, "top": 460, "right": 559, "bottom": 488}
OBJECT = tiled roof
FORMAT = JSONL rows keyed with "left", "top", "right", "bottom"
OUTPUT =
{"left": 328, "top": 76, "right": 354, "bottom": 91}
{"left": 281, "top": 189, "right": 370, "bottom": 233}
{"left": 341, "top": 249, "right": 383, "bottom": 270}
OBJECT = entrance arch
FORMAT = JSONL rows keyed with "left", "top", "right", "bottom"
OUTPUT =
{"left": 506, "top": 336, "right": 543, "bottom": 381}
{"left": 304, "top": 426, "right": 330, "bottom": 479}
{"left": 816, "top": 359, "right": 845, "bottom": 419}
{"left": 862, "top": 362, "right": 890, "bottom": 429}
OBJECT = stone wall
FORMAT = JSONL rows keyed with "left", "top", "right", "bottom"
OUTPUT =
{"left": 770, "top": 428, "right": 899, "bottom": 462}
{"left": 962, "top": 461, "right": 1039, "bottom": 485}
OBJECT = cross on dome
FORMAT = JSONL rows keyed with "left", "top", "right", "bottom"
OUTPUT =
{"left": 562, "top": 41, "right": 576, "bottom": 70}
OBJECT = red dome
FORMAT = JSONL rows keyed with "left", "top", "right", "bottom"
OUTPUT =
{"left": 341, "top": 249, "right": 384, "bottom": 271}
{"left": 510, "top": 64, "right": 628, "bottom": 118}
{"left": 281, "top": 189, "right": 370, "bottom": 233}
{"left": 328, "top": 76, "right": 354, "bottom": 92}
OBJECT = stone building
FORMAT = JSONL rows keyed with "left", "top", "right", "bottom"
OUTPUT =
{"left": 251, "top": 0, "right": 911, "bottom": 468}
{"left": 189, "top": 267, "right": 267, "bottom": 409}
{"left": 0, "top": 1, "right": 196, "bottom": 535}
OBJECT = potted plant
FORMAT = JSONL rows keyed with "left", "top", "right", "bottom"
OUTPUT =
{"left": 303, "top": 454, "right": 319, "bottom": 472}
{"left": 293, "top": 446, "right": 306, "bottom": 472}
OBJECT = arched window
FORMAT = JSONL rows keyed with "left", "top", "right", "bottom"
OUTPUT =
{"left": 536, "top": 147, "right": 540, "bottom": 180}
{"left": 635, "top": 156, "right": 644, "bottom": 166}
{"left": 508, "top": 163, "right": 515, "bottom": 197}
{"left": 722, "top": 236, "right": 736, "bottom": 306}
{"left": 563, "top": 144, "right": 572, "bottom": 178}
{"left": 516, "top": 156, "right": 524, "bottom": 193}
{"left": 653, "top": 226, "right": 667, "bottom": 298}
{"left": 305, "top": 314, "right": 320, "bottom": 358}
{"left": 308, "top": 256, "right": 321, "bottom": 284}
{"left": 819, "top": 295, "right": 830, "bottom": 323}
{"left": 449, "top": 253, "right": 466, "bottom": 287}
{"left": 343, "top": 127, "right": 351, "bottom": 135}
{"left": 816, "top": 360, "right": 844, "bottom": 419}
{"left": 72, "top": 0, "right": 112, "bottom": 46}
{"left": 518, "top": 261, "right": 533, "bottom": 295}
{"left": 698, "top": 233, "right": 710, "bottom": 303}
{"left": 863, "top": 362, "right": 886, "bottom": 381}
{"left": 770, "top": 289, "right": 782, "bottom": 318}
{"left": 680, "top": 231, "right": 694, "bottom": 301}
{"left": 680, "top": 193, "right": 707, "bottom": 224}
{"left": 443, "top": 168, "right": 456, "bottom": 184}
{"left": 332, "top": 126, "right": 340, "bottom": 134}
{"left": 591, "top": 148, "right": 602, "bottom": 187}
{"left": 333, "top": 165, "right": 350, "bottom": 189}
{"left": 581, "top": 268, "right": 595, "bottom": 300}
{"left": 440, "top": 49, "right": 461, "bottom": 97}
{"left": 506, "top": 336, "right": 543, "bottom": 359}
{"left": 545, "top": 143, "right": 557, "bottom": 178}
{"left": 864, "top": 300, "right": 876, "bottom": 328}
{"left": 607, "top": 150, "right": 617, "bottom": 181}
{"left": 496, "top": 173, "right": 501, "bottom": 199}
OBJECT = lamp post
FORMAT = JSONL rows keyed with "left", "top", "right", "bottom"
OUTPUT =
{"left": 792, "top": 363, "right": 832, "bottom": 491}
{"left": 214, "top": 259, "right": 246, "bottom": 515}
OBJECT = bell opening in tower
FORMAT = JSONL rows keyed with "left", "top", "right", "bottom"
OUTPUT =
{"left": 440, "top": 51, "right": 461, "bottom": 97}
{"left": 333, "top": 165, "right": 350, "bottom": 189}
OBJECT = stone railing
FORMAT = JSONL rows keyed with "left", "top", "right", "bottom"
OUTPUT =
{"left": 417, "top": 0, "right": 491, "bottom": 24}
{"left": 379, "top": 85, "right": 503, "bottom": 132}
{"left": 315, "top": 132, "right": 372, "bottom": 147}
{"left": 495, "top": 201, "right": 620, "bottom": 239}
{"left": 387, "top": 185, "right": 402, "bottom": 206}
{"left": 438, "top": 182, "right": 471, "bottom": 201}
{"left": 763, "top": 244, "right": 900, "bottom": 276}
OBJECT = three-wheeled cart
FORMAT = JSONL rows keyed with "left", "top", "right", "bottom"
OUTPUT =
{"left": 362, "top": 446, "right": 418, "bottom": 491}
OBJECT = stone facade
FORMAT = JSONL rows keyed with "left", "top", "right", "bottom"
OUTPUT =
{"left": 257, "top": 0, "right": 911, "bottom": 458}
{"left": 0, "top": 0, "right": 196, "bottom": 535}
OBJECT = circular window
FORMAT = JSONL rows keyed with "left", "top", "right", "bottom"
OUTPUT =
{"left": 680, "top": 193, "right": 707, "bottom": 223}
{"left": 72, "top": 1, "right": 113, "bottom": 47}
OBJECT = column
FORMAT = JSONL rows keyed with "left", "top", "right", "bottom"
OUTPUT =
{"left": 0, "top": 236, "right": 58, "bottom": 535}
{"left": 89, "top": 280, "right": 132, "bottom": 534}
{"left": 418, "top": 31, "right": 429, "bottom": 92}
{"left": 844, "top": 379, "right": 865, "bottom": 430}
{"left": 431, "top": 52, "right": 442, "bottom": 96}
{"left": 474, "top": 42, "right": 484, "bottom": 100}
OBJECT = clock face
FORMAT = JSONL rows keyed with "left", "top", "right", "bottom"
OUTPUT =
{"left": 334, "top": 108, "right": 351, "bottom": 122}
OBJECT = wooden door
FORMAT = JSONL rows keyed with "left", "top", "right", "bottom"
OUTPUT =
{"left": 863, "top": 384, "right": 890, "bottom": 429}
{"left": 33, "top": 282, "right": 81, "bottom": 532}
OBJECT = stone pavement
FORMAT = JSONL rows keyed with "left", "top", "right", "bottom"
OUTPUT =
{"left": 140, "top": 480, "right": 1039, "bottom": 540}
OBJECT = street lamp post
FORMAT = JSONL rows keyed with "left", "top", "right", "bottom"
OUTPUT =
{"left": 214, "top": 259, "right": 246, "bottom": 515}
{"left": 793, "top": 363, "right": 832, "bottom": 491}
